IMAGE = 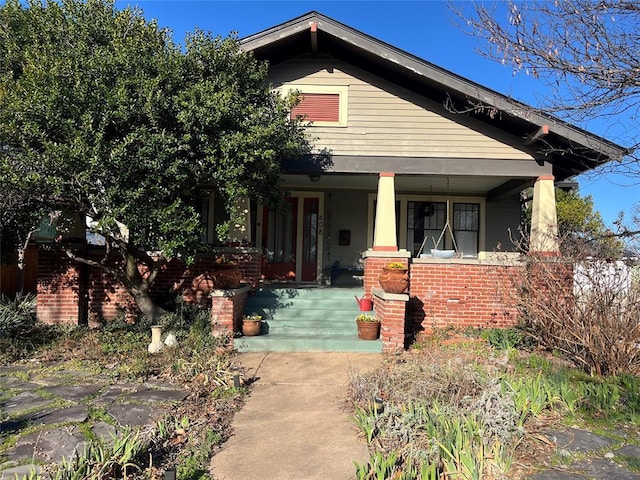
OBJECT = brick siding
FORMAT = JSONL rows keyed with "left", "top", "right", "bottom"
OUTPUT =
{"left": 37, "top": 246, "right": 261, "bottom": 325}
{"left": 408, "top": 261, "right": 520, "bottom": 334}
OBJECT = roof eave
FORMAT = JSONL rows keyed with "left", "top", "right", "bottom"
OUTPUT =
{"left": 241, "top": 11, "right": 630, "bottom": 165}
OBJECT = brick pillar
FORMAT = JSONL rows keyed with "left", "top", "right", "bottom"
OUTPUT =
{"left": 211, "top": 285, "right": 251, "bottom": 338}
{"left": 37, "top": 247, "right": 84, "bottom": 325}
{"left": 372, "top": 287, "right": 408, "bottom": 353}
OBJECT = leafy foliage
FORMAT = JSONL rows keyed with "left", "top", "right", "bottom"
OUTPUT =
{"left": 0, "top": 0, "right": 309, "bottom": 320}
{"left": 349, "top": 345, "right": 640, "bottom": 478}
{"left": 516, "top": 253, "right": 640, "bottom": 376}
{"left": 0, "top": 292, "right": 37, "bottom": 336}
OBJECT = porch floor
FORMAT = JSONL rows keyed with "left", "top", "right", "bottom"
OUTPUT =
{"left": 236, "top": 285, "right": 382, "bottom": 353}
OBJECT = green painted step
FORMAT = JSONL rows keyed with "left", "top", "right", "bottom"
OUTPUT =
{"left": 235, "top": 333, "right": 382, "bottom": 353}
{"left": 240, "top": 286, "right": 379, "bottom": 353}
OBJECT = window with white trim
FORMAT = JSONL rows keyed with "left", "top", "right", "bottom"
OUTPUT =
{"left": 367, "top": 194, "right": 485, "bottom": 257}
{"left": 407, "top": 201, "right": 446, "bottom": 256}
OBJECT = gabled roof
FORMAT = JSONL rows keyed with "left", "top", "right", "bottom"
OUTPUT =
{"left": 241, "top": 11, "right": 632, "bottom": 181}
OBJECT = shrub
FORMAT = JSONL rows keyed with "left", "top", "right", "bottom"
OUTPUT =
{"left": 517, "top": 254, "right": 640, "bottom": 376}
{"left": 0, "top": 292, "right": 37, "bottom": 336}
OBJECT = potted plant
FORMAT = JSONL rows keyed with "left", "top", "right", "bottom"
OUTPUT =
{"left": 378, "top": 262, "right": 409, "bottom": 294}
{"left": 356, "top": 313, "right": 380, "bottom": 340}
{"left": 212, "top": 256, "right": 242, "bottom": 289}
{"left": 242, "top": 313, "right": 263, "bottom": 336}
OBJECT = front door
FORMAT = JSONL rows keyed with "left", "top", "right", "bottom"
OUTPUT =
{"left": 261, "top": 195, "right": 321, "bottom": 281}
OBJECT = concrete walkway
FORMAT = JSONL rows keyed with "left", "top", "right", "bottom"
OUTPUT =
{"left": 211, "top": 352, "right": 382, "bottom": 480}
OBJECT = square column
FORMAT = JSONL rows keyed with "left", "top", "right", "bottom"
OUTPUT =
{"left": 530, "top": 175, "right": 559, "bottom": 254}
{"left": 373, "top": 172, "right": 398, "bottom": 251}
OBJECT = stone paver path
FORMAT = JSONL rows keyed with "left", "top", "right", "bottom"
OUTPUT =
{"left": 529, "top": 427, "right": 640, "bottom": 479}
{"left": 0, "top": 364, "right": 186, "bottom": 479}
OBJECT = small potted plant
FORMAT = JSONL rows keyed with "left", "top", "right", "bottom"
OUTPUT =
{"left": 242, "top": 313, "right": 263, "bottom": 336}
{"left": 384, "top": 261, "right": 407, "bottom": 271}
{"left": 378, "top": 262, "right": 409, "bottom": 294}
{"left": 356, "top": 313, "right": 380, "bottom": 340}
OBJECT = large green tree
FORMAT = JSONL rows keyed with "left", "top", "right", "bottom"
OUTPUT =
{"left": 0, "top": 0, "right": 308, "bottom": 319}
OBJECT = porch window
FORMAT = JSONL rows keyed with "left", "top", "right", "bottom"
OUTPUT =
{"left": 453, "top": 203, "right": 479, "bottom": 256}
{"left": 407, "top": 201, "right": 446, "bottom": 256}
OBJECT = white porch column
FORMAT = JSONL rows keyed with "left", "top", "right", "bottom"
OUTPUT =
{"left": 530, "top": 175, "right": 559, "bottom": 253}
{"left": 228, "top": 196, "right": 252, "bottom": 244}
{"left": 373, "top": 172, "right": 398, "bottom": 251}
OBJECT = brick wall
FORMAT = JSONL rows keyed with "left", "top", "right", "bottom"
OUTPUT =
{"left": 153, "top": 250, "right": 261, "bottom": 305}
{"left": 409, "top": 261, "right": 520, "bottom": 333}
{"left": 37, "top": 248, "right": 84, "bottom": 325}
{"left": 37, "top": 246, "right": 261, "bottom": 325}
{"left": 87, "top": 265, "right": 137, "bottom": 325}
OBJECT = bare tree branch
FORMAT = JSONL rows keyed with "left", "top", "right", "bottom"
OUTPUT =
{"left": 453, "top": 0, "right": 639, "bottom": 167}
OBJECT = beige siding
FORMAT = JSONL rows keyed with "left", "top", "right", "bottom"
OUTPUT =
{"left": 270, "top": 55, "right": 534, "bottom": 160}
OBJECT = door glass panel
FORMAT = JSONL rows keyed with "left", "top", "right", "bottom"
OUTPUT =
{"left": 303, "top": 200, "right": 318, "bottom": 264}
{"left": 266, "top": 201, "right": 295, "bottom": 263}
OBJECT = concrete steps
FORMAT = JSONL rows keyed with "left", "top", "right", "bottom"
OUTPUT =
{"left": 237, "top": 286, "right": 382, "bottom": 353}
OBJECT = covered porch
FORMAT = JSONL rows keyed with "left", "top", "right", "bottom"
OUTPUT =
{"left": 212, "top": 171, "right": 557, "bottom": 353}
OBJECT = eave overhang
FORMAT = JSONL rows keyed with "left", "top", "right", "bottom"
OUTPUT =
{"left": 241, "top": 11, "right": 633, "bottom": 182}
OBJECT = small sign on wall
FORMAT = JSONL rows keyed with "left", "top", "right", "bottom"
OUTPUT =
{"left": 338, "top": 229, "right": 350, "bottom": 246}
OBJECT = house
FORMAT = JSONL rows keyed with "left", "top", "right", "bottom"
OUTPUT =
{"left": 35, "top": 12, "right": 629, "bottom": 352}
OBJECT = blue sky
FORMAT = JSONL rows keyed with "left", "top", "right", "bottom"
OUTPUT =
{"left": 118, "top": 0, "right": 639, "bottom": 228}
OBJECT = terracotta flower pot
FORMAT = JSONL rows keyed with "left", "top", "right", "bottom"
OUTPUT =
{"left": 212, "top": 266, "right": 242, "bottom": 289}
{"left": 356, "top": 320, "right": 380, "bottom": 340}
{"left": 242, "top": 319, "right": 262, "bottom": 336}
{"left": 378, "top": 267, "right": 409, "bottom": 294}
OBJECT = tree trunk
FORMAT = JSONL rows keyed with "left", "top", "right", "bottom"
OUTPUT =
{"left": 124, "top": 250, "right": 166, "bottom": 323}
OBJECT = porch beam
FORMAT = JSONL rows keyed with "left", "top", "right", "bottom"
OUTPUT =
{"left": 487, "top": 179, "right": 533, "bottom": 202}
{"left": 281, "top": 155, "right": 553, "bottom": 177}
{"left": 525, "top": 124, "right": 549, "bottom": 146}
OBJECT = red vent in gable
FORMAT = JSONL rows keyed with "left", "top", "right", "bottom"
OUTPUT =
{"left": 291, "top": 93, "right": 340, "bottom": 122}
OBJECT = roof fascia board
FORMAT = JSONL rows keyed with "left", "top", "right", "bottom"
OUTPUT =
{"left": 242, "top": 11, "right": 629, "bottom": 161}
{"left": 315, "top": 17, "right": 628, "bottom": 160}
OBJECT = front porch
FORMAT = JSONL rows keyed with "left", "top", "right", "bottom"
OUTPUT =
{"left": 210, "top": 249, "right": 523, "bottom": 353}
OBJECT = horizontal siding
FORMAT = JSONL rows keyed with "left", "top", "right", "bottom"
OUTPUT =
{"left": 269, "top": 55, "right": 533, "bottom": 160}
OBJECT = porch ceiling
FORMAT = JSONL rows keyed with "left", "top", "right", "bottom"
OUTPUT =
{"left": 282, "top": 173, "right": 528, "bottom": 197}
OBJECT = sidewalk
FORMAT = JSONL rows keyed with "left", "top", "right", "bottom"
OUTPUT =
{"left": 211, "top": 352, "right": 382, "bottom": 480}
